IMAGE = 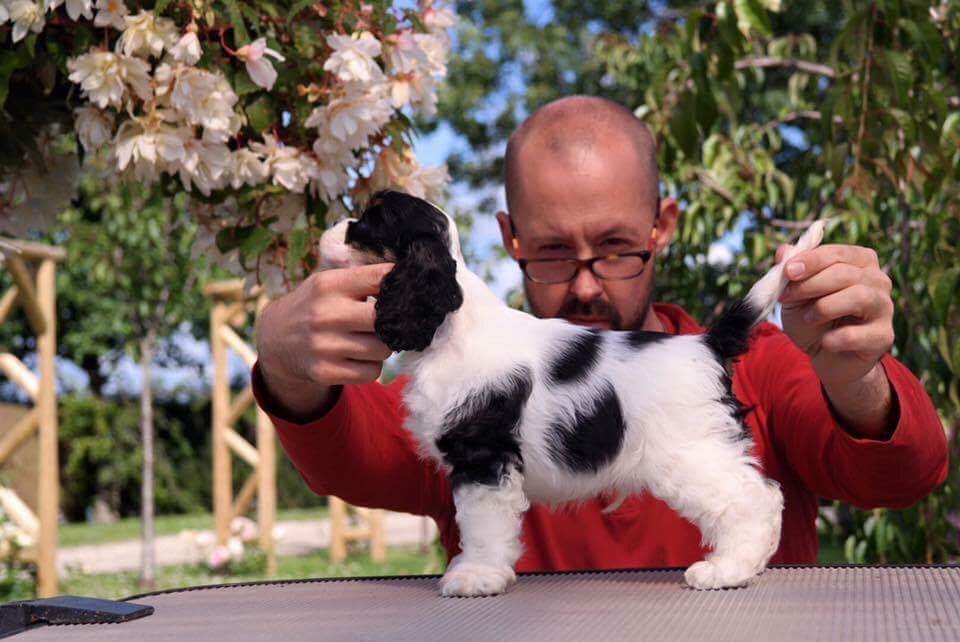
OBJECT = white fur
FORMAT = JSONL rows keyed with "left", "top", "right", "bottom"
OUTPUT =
{"left": 322, "top": 215, "right": 825, "bottom": 596}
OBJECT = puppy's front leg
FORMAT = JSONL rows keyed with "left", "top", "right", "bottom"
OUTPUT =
{"left": 440, "top": 466, "right": 528, "bottom": 597}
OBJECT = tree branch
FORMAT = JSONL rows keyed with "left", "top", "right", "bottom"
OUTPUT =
{"left": 734, "top": 56, "right": 836, "bottom": 78}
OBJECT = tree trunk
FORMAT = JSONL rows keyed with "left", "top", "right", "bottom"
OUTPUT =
{"left": 139, "top": 328, "right": 158, "bottom": 590}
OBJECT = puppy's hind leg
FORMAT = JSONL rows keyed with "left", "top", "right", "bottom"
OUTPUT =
{"left": 643, "top": 432, "right": 784, "bottom": 589}
{"left": 439, "top": 466, "right": 529, "bottom": 597}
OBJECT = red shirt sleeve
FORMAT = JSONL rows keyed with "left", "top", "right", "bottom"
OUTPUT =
{"left": 746, "top": 329, "right": 948, "bottom": 510}
{"left": 251, "top": 362, "right": 452, "bottom": 519}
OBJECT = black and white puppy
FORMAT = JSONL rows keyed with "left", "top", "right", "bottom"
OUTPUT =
{"left": 320, "top": 190, "right": 825, "bottom": 596}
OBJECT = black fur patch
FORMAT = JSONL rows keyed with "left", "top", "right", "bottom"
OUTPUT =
{"left": 435, "top": 367, "right": 533, "bottom": 488}
{"left": 704, "top": 298, "right": 758, "bottom": 361}
{"left": 625, "top": 329, "right": 670, "bottom": 350}
{"left": 348, "top": 191, "right": 464, "bottom": 352}
{"left": 547, "top": 383, "right": 626, "bottom": 473}
{"left": 549, "top": 329, "right": 602, "bottom": 384}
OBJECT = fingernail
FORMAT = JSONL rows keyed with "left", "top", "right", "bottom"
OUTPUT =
{"left": 786, "top": 262, "right": 805, "bottom": 278}
{"left": 804, "top": 309, "right": 816, "bottom": 323}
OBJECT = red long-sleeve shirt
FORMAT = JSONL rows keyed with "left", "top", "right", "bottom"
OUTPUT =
{"left": 253, "top": 303, "right": 948, "bottom": 570}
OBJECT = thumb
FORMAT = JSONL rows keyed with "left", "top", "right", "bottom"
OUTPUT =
{"left": 775, "top": 244, "right": 790, "bottom": 264}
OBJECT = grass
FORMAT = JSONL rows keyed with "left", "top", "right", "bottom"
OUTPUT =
{"left": 61, "top": 545, "right": 445, "bottom": 600}
{"left": 59, "top": 508, "right": 328, "bottom": 548}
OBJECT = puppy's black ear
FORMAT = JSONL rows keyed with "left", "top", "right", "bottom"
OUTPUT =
{"left": 375, "top": 237, "right": 463, "bottom": 352}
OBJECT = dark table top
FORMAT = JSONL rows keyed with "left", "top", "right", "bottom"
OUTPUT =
{"left": 16, "top": 566, "right": 960, "bottom": 641}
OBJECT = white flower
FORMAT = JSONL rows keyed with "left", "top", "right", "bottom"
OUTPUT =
{"left": 73, "top": 106, "right": 115, "bottom": 151}
{"left": 324, "top": 31, "right": 383, "bottom": 85}
{"left": 93, "top": 0, "right": 126, "bottom": 30}
{"left": 249, "top": 134, "right": 310, "bottom": 192}
{"left": 405, "top": 162, "right": 449, "bottom": 202}
{"left": 170, "top": 67, "right": 240, "bottom": 139}
{"left": 9, "top": 1, "right": 45, "bottom": 43}
{"left": 386, "top": 30, "right": 428, "bottom": 75}
{"left": 112, "top": 112, "right": 185, "bottom": 182}
{"left": 235, "top": 37, "right": 285, "bottom": 91}
{"left": 0, "top": 3, "right": 9, "bottom": 24}
{"left": 65, "top": 0, "right": 93, "bottom": 21}
{"left": 308, "top": 130, "right": 354, "bottom": 202}
{"left": 390, "top": 73, "right": 438, "bottom": 116}
{"left": 309, "top": 86, "right": 393, "bottom": 150}
{"left": 230, "top": 148, "right": 268, "bottom": 189}
{"left": 413, "top": 33, "right": 448, "bottom": 77}
{"left": 226, "top": 536, "right": 244, "bottom": 559}
{"left": 117, "top": 53, "right": 152, "bottom": 101}
{"left": 368, "top": 149, "right": 449, "bottom": 203}
{"left": 118, "top": 10, "right": 178, "bottom": 58}
{"left": 177, "top": 135, "right": 231, "bottom": 196}
{"left": 67, "top": 52, "right": 126, "bottom": 109}
{"left": 170, "top": 29, "right": 201, "bottom": 65}
{"left": 424, "top": 4, "right": 457, "bottom": 38}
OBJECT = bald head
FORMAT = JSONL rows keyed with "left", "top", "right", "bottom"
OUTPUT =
{"left": 504, "top": 96, "right": 659, "bottom": 214}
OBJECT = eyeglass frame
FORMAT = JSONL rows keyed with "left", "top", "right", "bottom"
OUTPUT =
{"left": 508, "top": 198, "right": 661, "bottom": 285}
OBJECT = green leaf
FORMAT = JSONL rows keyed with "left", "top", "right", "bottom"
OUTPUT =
{"left": 153, "top": 0, "right": 173, "bottom": 14}
{"left": 245, "top": 95, "right": 276, "bottom": 132}
{"left": 930, "top": 267, "right": 960, "bottom": 326}
{"left": 224, "top": 0, "right": 251, "bottom": 47}
{"left": 669, "top": 91, "right": 698, "bottom": 158}
{"left": 233, "top": 70, "right": 260, "bottom": 96}
{"left": 734, "top": 0, "right": 772, "bottom": 38}
{"left": 0, "top": 48, "right": 33, "bottom": 109}
{"left": 287, "top": 0, "right": 317, "bottom": 25}
{"left": 882, "top": 50, "right": 913, "bottom": 104}
{"left": 286, "top": 229, "right": 310, "bottom": 278}
{"left": 240, "top": 226, "right": 274, "bottom": 258}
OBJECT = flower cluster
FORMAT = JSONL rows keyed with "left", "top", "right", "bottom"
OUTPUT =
{"left": 0, "top": 0, "right": 454, "bottom": 293}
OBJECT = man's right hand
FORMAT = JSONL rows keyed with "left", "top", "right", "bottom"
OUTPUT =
{"left": 255, "top": 263, "right": 395, "bottom": 422}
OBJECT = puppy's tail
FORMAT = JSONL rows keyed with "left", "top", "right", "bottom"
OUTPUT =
{"left": 704, "top": 220, "right": 827, "bottom": 361}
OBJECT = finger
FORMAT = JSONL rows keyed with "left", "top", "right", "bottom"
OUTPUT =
{"left": 784, "top": 245, "right": 880, "bottom": 281}
{"left": 775, "top": 244, "right": 790, "bottom": 264}
{"left": 802, "top": 285, "right": 887, "bottom": 325}
{"left": 820, "top": 321, "right": 895, "bottom": 355}
{"left": 780, "top": 262, "right": 868, "bottom": 304}
{"left": 337, "top": 263, "right": 396, "bottom": 299}
{"left": 329, "top": 332, "right": 393, "bottom": 362}
{"left": 307, "top": 358, "right": 383, "bottom": 385}
{"left": 314, "top": 299, "right": 378, "bottom": 332}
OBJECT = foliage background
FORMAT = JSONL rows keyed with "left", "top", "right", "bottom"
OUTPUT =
{"left": 439, "top": 0, "right": 959, "bottom": 562}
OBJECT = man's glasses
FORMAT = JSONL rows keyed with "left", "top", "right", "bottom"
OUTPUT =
{"left": 518, "top": 252, "right": 653, "bottom": 284}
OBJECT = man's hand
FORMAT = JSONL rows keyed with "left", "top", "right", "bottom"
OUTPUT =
{"left": 255, "top": 263, "right": 395, "bottom": 421}
{"left": 776, "top": 242, "right": 897, "bottom": 437}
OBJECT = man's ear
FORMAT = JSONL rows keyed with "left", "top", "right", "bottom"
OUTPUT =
{"left": 374, "top": 238, "right": 464, "bottom": 352}
{"left": 496, "top": 211, "right": 520, "bottom": 260}
{"left": 654, "top": 197, "right": 680, "bottom": 256}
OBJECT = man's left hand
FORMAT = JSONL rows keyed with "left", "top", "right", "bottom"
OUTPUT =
{"left": 776, "top": 243, "right": 896, "bottom": 389}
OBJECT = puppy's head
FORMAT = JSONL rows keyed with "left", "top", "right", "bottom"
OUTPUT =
{"left": 319, "top": 190, "right": 464, "bottom": 353}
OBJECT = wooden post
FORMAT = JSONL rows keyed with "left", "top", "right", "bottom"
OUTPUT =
{"left": 35, "top": 259, "right": 57, "bottom": 598}
{"left": 254, "top": 294, "right": 277, "bottom": 576}
{"left": 210, "top": 301, "right": 231, "bottom": 547}
{"left": 329, "top": 496, "right": 347, "bottom": 563}
{"left": 0, "top": 241, "right": 64, "bottom": 598}
{"left": 205, "top": 282, "right": 277, "bottom": 575}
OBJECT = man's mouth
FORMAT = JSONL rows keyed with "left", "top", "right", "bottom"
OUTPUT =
{"left": 566, "top": 317, "right": 611, "bottom": 329}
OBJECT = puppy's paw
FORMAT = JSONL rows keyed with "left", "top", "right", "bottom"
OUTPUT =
{"left": 439, "top": 559, "right": 515, "bottom": 597}
{"left": 684, "top": 560, "right": 755, "bottom": 590}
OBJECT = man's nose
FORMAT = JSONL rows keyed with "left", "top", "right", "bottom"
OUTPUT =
{"left": 569, "top": 264, "right": 604, "bottom": 302}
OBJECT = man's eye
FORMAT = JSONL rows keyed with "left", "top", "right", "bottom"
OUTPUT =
{"left": 601, "top": 238, "right": 630, "bottom": 248}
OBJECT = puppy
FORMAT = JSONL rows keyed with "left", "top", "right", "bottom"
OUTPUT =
{"left": 320, "top": 190, "right": 824, "bottom": 596}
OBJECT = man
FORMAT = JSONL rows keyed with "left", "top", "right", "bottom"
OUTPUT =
{"left": 253, "top": 96, "right": 947, "bottom": 570}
